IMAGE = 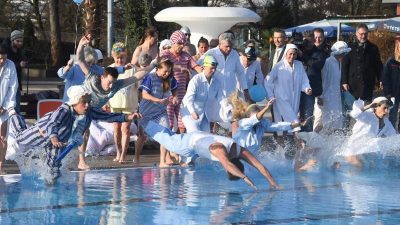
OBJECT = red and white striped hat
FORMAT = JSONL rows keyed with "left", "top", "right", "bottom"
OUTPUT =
{"left": 170, "top": 30, "right": 187, "bottom": 45}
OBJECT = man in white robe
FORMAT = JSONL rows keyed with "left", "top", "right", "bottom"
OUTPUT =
{"left": 265, "top": 44, "right": 312, "bottom": 133}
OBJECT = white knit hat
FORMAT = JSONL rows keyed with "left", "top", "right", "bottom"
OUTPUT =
{"left": 67, "top": 86, "right": 90, "bottom": 105}
{"left": 283, "top": 43, "right": 298, "bottom": 56}
{"left": 331, "top": 41, "right": 351, "bottom": 56}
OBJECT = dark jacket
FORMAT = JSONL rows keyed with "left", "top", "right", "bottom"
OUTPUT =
{"left": 302, "top": 43, "right": 330, "bottom": 96}
{"left": 268, "top": 45, "right": 286, "bottom": 72}
{"left": 341, "top": 41, "right": 383, "bottom": 101}
{"left": 1, "top": 38, "right": 26, "bottom": 89}
{"left": 382, "top": 58, "right": 400, "bottom": 99}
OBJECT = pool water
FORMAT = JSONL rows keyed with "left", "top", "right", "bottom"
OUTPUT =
{"left": 1, "top": 163, "right": 400, "bottom": 225}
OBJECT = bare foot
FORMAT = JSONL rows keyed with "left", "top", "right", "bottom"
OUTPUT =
{"left": 297, "top": 159, "right": 317, "bottom": 172}
{"left": 78, "top": 163, "right": 90, "bottom": 171}
{"left": 118, "top": 157, "right": 127, "bottom": 164}
{"left": 113, "top": 154, "right": 120, "bottom": 162}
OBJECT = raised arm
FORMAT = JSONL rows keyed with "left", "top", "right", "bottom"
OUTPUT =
{"left": 256, "top": 98, "right": 275, "bottom": 120}
{"left": 76, "top": 36, "right": 92, "bottom": 76}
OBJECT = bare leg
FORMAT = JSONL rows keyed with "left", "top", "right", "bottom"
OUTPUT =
{"left": 119, "top": 121, "right": 131, "bottom": 163}
{"left": 0, "top": 121, "right": 8, "bottom": 174}
{"left": 133, "top": 127, "right": 146, "bottom": 166}
{"left": 78, "top": 130, "right": 90, "bottom": 170}
{"left": 113, "top": 122, "right": 122, "bottom": 162}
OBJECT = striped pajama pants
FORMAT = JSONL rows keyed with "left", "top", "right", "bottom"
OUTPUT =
{"left": 167, "top": 76, "right": 188, "bottom": 130}
{"left": 9, "top": 113, "right": 48, "bottom": 147}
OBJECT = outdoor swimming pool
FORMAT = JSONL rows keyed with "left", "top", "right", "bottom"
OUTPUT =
{"left": 1, "top": 164, "right": 400, "bottom": 225}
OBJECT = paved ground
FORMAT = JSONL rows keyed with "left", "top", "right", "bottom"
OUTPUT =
{"left": 2, "top": 142, "right": 162, "bottom": 175}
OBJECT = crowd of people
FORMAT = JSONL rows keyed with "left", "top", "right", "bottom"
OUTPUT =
{"left": 0, "top": 23, "right": 399, "bottom": 189}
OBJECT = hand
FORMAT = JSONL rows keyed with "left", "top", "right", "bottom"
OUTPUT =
{"left": 0, "top": 107, "right": 6, "bottom": 115}
{"left": 191, "top": 112, "right": 199, "bottom": 120}
{"left": 67, "top": 58, "right": 74, "bottom": 67}
{"left": 50, "top": 137, "right": 65, "bottom": 148}
{"left": 159, "top": 98, "right": 169, "bottom": 105}
{"left": 316, "top": 97, "right": 323, "bottom": 106}
{"left": 79, "top": 36, "right": 91, "bottom": 47}
{"left": 342, "top": 84, "right": 349, "bottom": 91}
{"left": 20, "top": 61, "right": 28, "bottom": 68}
{"left": 124, "top": 63, "right": 133, "bottom": 70}
{"left": 266, "top": 97, "right": 275, "bottom": 107}
{"left": 270, "top": 183, "right": 283, "bottom": 190}
{"left": 170, "top": 96, "right": 179, "bottom": 105}
{"left": 127, "top": 112, "right": 142, "bottom": 121}
{"left": 305, "top": 88, "right": 312, "bottom": 95}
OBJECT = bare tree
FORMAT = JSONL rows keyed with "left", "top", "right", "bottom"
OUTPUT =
{"left": 48, "top": 0, "right": 61, "bottom": 66}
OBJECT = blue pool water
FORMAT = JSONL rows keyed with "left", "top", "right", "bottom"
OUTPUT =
{"left": 1, "top": 165, "right": 400, "bottom": 225}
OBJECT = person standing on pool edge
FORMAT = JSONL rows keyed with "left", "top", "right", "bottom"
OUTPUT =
{"left": 74, "top": 35, "right": 155, "bottom": 170}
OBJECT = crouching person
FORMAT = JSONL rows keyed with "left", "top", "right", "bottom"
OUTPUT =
{"left": 8, "top": 86, "right": 140, "bottom": 183}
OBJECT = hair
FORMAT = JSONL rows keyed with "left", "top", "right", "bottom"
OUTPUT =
{"left": 312, "top": 28, "right": 324, "bottom": 36}
{"left": 273, "top": 29, "right": 286, "bottom": 37}
{"left": 197, "top": 36, "right": 209, "bottom": 47}
{"left": 209, "top": 39, "right": 219, "bottom": 48}
{"left": 356, "top": 23, "right": 368, "bottom": 31}
{"left": 378, "top": 100, "right": 392, "bottom": 108}
{"left": 0, "top": 46, "right": 7, "bottom": 55}
{"left": 104, "top": 67, "right": 119, "bottom": 79}
{"left": 79, "top": 94, "right": 92, "bottom": 104}
{"left": 156, "top": 59, "right": 174, "bottom": 92}
{"left": 138, "top": 53, "right": 152, "bottom": 67}
{"left": 84, "top": 46, "right": 98, "bottom": 64}
{"left": 227, "top": 157, "right": 245, "bottom": 181}
{"left": 139, "top": 26, "right": 158, "bottom": 45}
{"left": 228, "top": 91, "right": 249, "bottom": 120}
{"left": 111, "top": 42, "right": 127, "bottom": 57}
{"left": 218, "top": 32, "right": 234, "bottom": 44}
{"left": 245, "top": 39, "right": 256, "bottom": 47}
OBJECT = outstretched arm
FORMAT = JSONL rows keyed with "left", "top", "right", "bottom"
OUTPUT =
{"left": 210, "top": 144, "right": 257, "bottom": 190}
{"left": 239, "top": 148, "right": 280, "bottom": 189}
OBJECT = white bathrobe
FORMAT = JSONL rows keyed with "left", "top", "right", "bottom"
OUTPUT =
{"left": 0, "top": 59, "right": 18, "bottom": 124}
{"left": 338, "top": 100, "right": 397, "bottom": 156}
{"left": 313, "top": 55, "right": 343, "bottom": 131}
{"left": 265, "top": 59, "right": 310, "bottom": 130}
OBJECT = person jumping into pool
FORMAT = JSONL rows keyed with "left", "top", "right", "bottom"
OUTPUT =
{"left": 8, "top": 86, "right": 141, "bottom": 182}
{"left": 73, "top": 35, "right": 155, "bottom": 170}
{"left": 145, "top": 121, "right": 280, "bottom": 190}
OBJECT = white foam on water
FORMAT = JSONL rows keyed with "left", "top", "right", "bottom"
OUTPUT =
{"left": 11, "top": 145, "right": 78, "bottom": 184}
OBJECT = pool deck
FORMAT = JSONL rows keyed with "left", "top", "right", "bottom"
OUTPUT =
{"left": 2, "top": 143, "right": 162, "bottom": 175}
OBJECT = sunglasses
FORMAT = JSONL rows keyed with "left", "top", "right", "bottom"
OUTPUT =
{"left": 185, "top": 33, "right": 191, "bottom": 37}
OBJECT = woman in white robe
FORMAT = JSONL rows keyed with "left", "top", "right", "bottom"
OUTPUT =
{"left": 265, "top": 44, "right": 312, "bottom": 133}
{"left": 313, "top": 41, "right": 351, "bottom": 133}
{"left": 339, "top": 97, "right": 397, "bottom": 167}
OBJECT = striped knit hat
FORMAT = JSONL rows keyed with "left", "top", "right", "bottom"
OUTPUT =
{"left": 170, "top": 30, "right": 187, "bottom": 45}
